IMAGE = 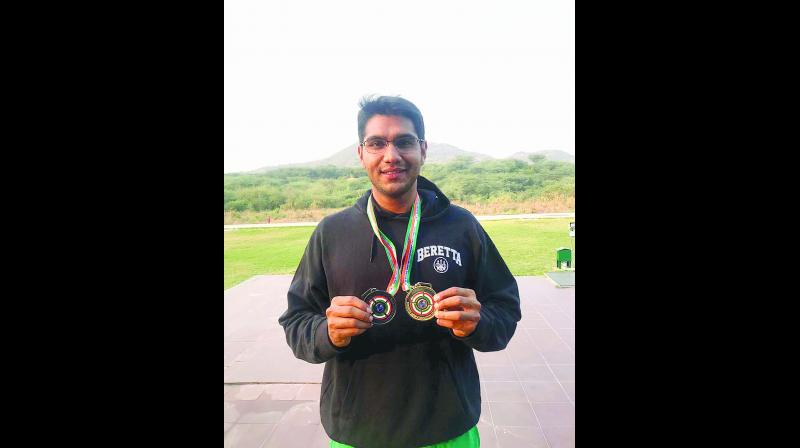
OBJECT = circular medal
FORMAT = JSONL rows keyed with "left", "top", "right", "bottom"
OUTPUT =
{"left": 361, "top": 288, "right": 396, "bottom": 325}
{"left": 404, "top": 282, "right": 437, "bottom": 321}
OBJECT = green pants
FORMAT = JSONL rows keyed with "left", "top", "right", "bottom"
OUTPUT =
{"left": 330, "top": 425, "right": 479, "bottom": 448}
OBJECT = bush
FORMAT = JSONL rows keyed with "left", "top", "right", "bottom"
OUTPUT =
{"left": 224, "top": 158, "right": 574, "bottom": 213}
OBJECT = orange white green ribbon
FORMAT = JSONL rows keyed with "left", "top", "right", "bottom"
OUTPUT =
{"left": 366, "top": 193, "right": 421, "bottom": 295}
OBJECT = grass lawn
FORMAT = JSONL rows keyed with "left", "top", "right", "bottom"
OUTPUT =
{"left": 480, "top": 219, "right": 574, "bottom": 276}
{"left": 224, "top": 218, "right": 574, "bottom": 290}
{"left": 224, "top": 227, "right": 315, "bottom": 290}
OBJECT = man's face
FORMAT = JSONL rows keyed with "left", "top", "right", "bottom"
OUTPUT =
{"left": 358, "top": 114, "right": 427, "bottom": 200}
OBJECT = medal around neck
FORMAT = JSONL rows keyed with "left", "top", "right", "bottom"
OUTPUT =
{"left": 405, "top": 282, "right": 437, "bottom": 321}
{"left": 365, "top": 192, "right": 421, "bottom": 291}
{"left": 361, "top": 288, "right": 396, "bottom": 325}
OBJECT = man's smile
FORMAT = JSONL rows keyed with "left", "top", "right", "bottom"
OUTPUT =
{"left": 380, "top": 167, "right": 407, "bottom": 179}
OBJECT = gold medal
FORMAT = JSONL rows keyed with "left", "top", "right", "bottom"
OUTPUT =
{"left": 404, "top": 282, "right": 437, "bottom": 321}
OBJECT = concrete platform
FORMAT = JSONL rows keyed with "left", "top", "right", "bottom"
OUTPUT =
{"left": 225, "top": 276, "right": 575, "bottom": 448}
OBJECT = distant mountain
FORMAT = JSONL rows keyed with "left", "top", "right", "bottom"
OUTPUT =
{"left": 423, "top": 143, "right": 494, "bottom": 164}
{"left": 249, "top": 144, "right": 572, "bottom": 173}
{"left": 248, "top": 144, "right": 358, "bottom": 173}
{"left": 250, "top": 142, "right": 491, "bottom": 172}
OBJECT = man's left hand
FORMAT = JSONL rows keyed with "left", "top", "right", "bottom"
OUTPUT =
{"left": 434, "top": 287, "right": 481, "bottom": 337}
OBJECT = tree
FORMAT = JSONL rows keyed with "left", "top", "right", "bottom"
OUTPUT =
{"left": 528, "top": 154, "right": 546, "bottom": 164}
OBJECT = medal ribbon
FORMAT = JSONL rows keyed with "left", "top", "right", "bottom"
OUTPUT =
{"left": 366, "top": 193, "right": 421, "bottom": 295}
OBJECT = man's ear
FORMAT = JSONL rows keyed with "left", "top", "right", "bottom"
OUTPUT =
{"left": 420, "top": 140, "right": 427, "bottom": 164}
{"left": 357, "top": 144, "right": 366, "bottom": 168}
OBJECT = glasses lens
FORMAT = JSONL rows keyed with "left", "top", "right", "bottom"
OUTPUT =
{"left": 394, "top": 137, "right": 418, "bottom": 150}
{"left": 365, "top": 138, "right": 387, "bottom": 151}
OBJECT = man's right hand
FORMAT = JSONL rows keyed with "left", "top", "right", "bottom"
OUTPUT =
{"left": 326, "top": 296, "right": 373, "bottom": 348}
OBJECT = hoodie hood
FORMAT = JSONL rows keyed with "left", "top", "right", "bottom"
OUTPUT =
{"left": 353, "top": 175, "right": 451, "bottom": 223}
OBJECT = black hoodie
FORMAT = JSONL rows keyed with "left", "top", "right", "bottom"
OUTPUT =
{"left": 278, "top": 176, "right": 521, "bottom": 448}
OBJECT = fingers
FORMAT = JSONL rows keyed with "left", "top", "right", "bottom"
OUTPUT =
{"left": 434, "top": 309, "right": 480, "bottom": 322}
{"left": 436, "top": 318, "right": 455, "bottom": 329}
{"left": 328, "top": 296, "right": 372, "bottom": 325}
{"left": 327, "top": 304, "right": 373, "bottom": 323}
{"left": 434, "top": 296, "right": 481, "bottom": 312}
{"left": 327, "top": 310, "right": 371, "bottom": 347}
{"left": 331, "top": 296, "right": 369, "bottom": 313}
{"left": 433, "top": 291, "right": 481, "bottom": 336}
{"left": 327, "top": 296, "right": 374, "bottom": 347}
{"left": 435, "top": 317, "right": 477, "bottom": 338}
{"left": 329, "top": 316, "right": 373, "bottom": 330}
{"left": 333, "top": 327, "right": 368, "bottom": 337}
{"left": 434, "top": 287, "right": 475, "bottom": 301}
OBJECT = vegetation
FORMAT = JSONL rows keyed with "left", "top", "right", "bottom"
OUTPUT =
{"left": 224, "top": 156, "right": 574, "bottom": 223}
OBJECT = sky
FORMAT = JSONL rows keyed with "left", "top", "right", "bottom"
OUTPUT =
{"left": 224, "top": 0, "right": 574, "bottom": 173}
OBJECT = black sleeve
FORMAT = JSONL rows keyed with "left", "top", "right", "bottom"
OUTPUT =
{"left": 453, "top": 220, "right": 522, "bottom": 352}
{"left": 277, "top": 221, "right": 348, "bottom": 364}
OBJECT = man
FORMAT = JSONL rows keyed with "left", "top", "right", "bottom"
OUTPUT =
{"left": 278, "top": 95, "right": 521, "bottom": 447}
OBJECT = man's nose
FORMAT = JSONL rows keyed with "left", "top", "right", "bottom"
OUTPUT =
{"left": 381, "top": 143, "right": 403, "bottom": 162}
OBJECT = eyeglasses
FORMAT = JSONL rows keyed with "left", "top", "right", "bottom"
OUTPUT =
{"left": 361, "top": 136, "right": 424, "bottom": 154}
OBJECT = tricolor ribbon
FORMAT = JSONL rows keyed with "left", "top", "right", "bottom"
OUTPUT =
{"left": 366, "top": 193, "right": 422, "bottom": 295}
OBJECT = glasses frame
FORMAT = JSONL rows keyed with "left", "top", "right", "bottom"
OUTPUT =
{"left": 360, "top": 136, "right": 425, "bottom": 154}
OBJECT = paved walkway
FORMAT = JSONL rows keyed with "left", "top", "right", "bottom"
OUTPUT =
{"left": 224, "top": 276, "right": 575, "bottom": 448}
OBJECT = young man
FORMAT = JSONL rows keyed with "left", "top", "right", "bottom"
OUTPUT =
{"left": 278, "top": 96, "right": 521, "bottom": 447}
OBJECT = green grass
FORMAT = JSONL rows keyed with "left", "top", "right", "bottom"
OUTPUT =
{"left": 480, "top": 219, "right": 574, "bottom": 276}
{"left": 224, "top": 218, "right": 574, "bottom": 290}
{"left": 224, "top": 227, "right": 314, "bottom": 290}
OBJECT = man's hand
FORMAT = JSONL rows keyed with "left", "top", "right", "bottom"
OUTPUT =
{"left": 326, "top": 296, "right": 373, "bottom": 348}
{"left": 434, "top": 287, "right": 481, "bottom": 338}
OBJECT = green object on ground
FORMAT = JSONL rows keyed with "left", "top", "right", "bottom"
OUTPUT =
{"left": 556, "top": 247, "right": 572, "bottom": 269}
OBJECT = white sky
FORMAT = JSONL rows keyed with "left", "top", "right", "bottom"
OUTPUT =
{"left": 224, "top": 0, "right": 574, "bottom": 173}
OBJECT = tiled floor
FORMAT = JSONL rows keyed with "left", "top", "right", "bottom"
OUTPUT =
{"left": 225, "top": 275, "right": 574, "bottom": 448}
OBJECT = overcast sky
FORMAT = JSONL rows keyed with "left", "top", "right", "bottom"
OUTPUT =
{"left": 224, "top": 0, "right": 574, "bottom": 173}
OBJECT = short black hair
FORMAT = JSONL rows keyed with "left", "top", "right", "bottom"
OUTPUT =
{"left": 357, "top": 95, "right": 425, "bottom": 143}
